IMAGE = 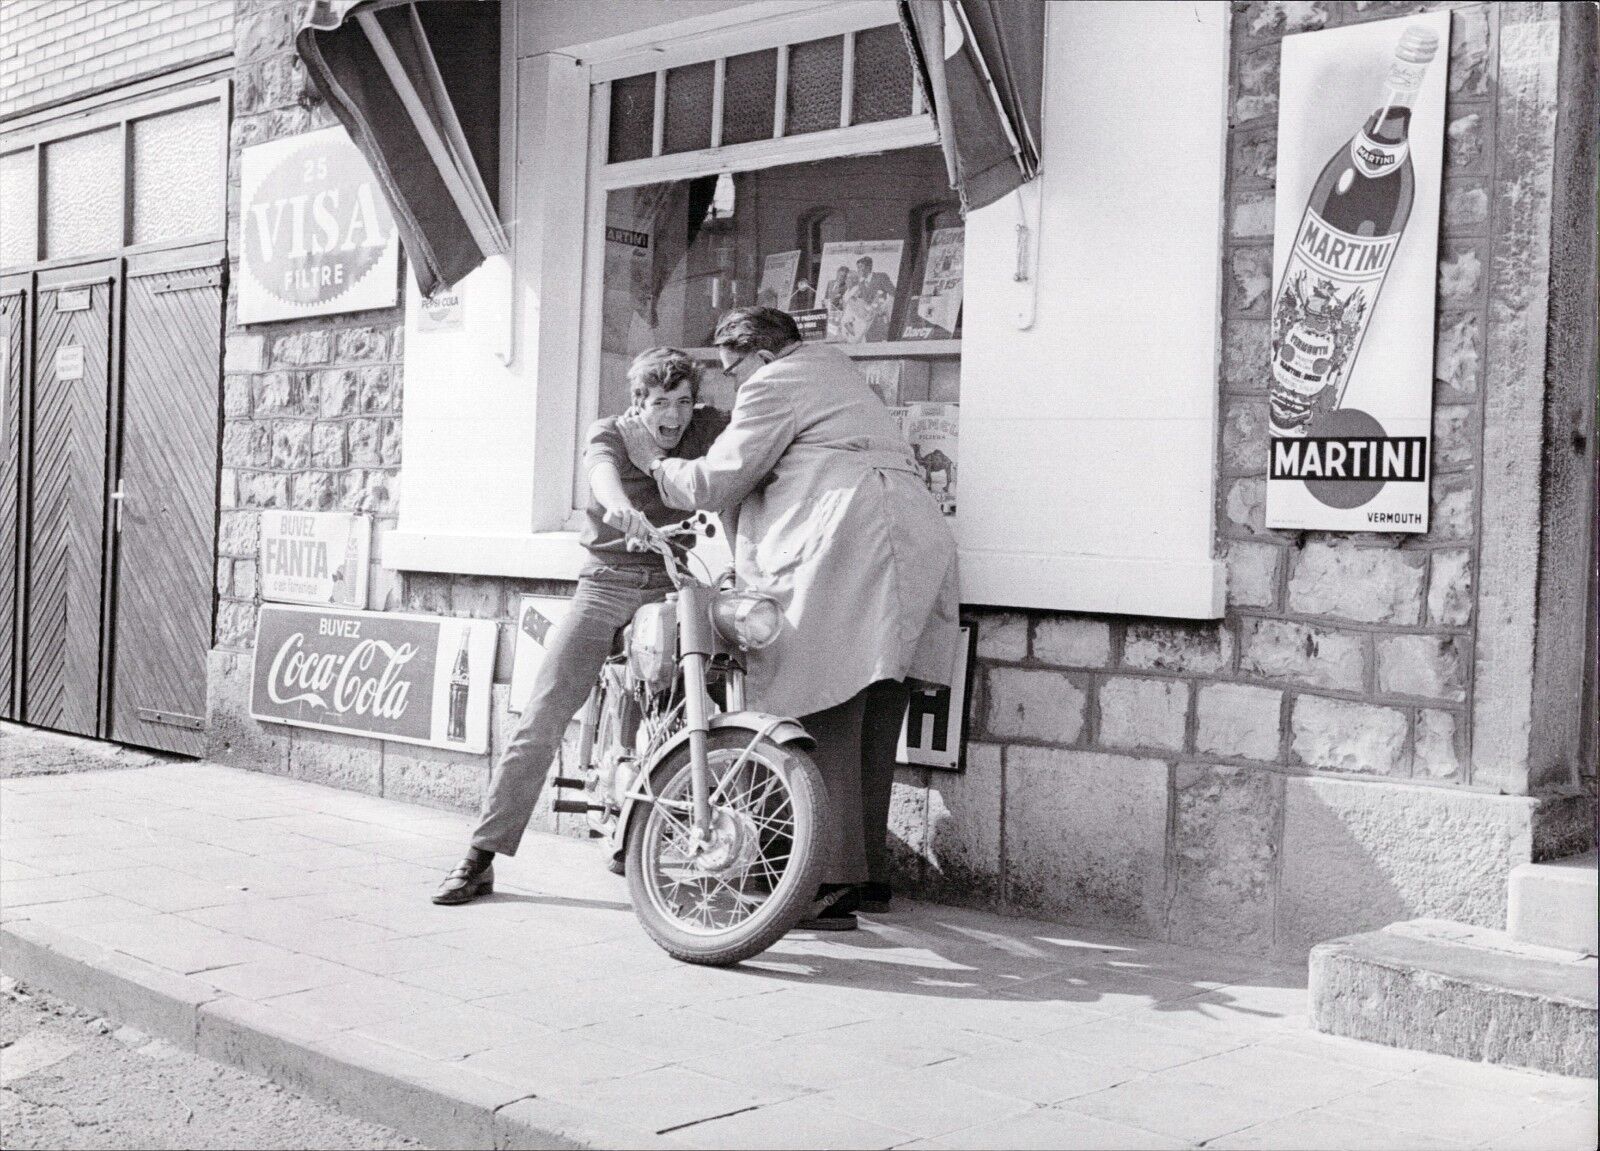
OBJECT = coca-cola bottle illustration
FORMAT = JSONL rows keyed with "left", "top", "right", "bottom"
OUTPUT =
{"left": 1269, "top": 25, "right": 1438, "bottom": 436}
{"left": 446, "top": 631, "right": 471, "bottom": 743}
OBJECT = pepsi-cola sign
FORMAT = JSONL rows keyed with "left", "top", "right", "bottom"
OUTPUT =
{"left": 251, "top": 604, "right": 496, "bottom": 753}
{"left": 239, "top": 127, "right": 399, "bottom": 323}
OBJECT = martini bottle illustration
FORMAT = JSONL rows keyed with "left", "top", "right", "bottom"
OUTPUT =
{"left": 1269, "top": 25, "right": 1439, "bottom": 436}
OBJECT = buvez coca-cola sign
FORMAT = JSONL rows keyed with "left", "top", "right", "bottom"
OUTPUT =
{"left": 238, "top": 127, "right": 399, "bottom": 323}
{"left": 251, "top": 605, "right": 497, "bottom": 753}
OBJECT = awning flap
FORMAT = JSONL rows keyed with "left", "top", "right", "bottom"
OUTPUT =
{"left": 297, "top": 0, "right": 504, "bottom": 298}
{"left": 899, "top": 0, "right": 1045, "bottom": 213}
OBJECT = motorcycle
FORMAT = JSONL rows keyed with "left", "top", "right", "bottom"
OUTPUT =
{"left": 549, "top": 513, "right": 831, "bottom": 966}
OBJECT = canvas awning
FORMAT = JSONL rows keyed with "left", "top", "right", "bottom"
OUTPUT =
{"left": 899, "top": 0, "right": 1045, "bottom": 213}
{"left": 297, "top": 0, "right": 505, "bottom": 299}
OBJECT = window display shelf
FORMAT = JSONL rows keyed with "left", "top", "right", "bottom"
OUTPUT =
{"left": 686, "top": 340, "right": 960, "bottom": 361}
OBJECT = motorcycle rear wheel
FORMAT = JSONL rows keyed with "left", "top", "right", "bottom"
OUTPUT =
{"left": 625, "top": 729, "right": 829, "bottom": 966}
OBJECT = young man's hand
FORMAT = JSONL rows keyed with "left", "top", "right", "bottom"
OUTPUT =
{"left": 602, "top": 504, "right": 656, "bottom": 552}
{"left": 616, "top": 409, "right": 667, "bottom": 475}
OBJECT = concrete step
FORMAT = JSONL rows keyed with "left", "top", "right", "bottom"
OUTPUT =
{"left": 1310, "top": 919, "right": 1598, "bottom": 1078}
{"left": 1509, "top": 851, "right": 1598, "bottom": 955}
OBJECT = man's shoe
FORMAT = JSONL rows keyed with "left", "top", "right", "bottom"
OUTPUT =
{"left": 794, "top": 884, "right": 859, "bottom": 932}
{"left": 858, "top": 882, "right": 892, "bottom": 913}
{"left": 432, "top": 861, "right": 494, "bottom": 905}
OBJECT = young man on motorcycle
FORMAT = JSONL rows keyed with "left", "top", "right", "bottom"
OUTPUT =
{"left": 616, "top": 307, "right": 960, "bottom": 930}
{"left": 433, "top": 348, "right": 730, "bottom": 905}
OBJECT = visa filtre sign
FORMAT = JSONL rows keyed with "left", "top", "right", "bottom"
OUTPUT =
{"left": 239, "top": 127, "right": 399, "bottom": 323}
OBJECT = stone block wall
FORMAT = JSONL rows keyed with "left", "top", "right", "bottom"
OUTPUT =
{"left": 215, "top": 0, "right": 406, "bottom": 655}
{"left": 886, "top": 0, "right": 1575, "bottom": 958}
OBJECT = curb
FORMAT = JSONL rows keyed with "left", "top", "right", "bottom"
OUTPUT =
{"left": 0, "top": 921, "right": 678, "bottom": 1150}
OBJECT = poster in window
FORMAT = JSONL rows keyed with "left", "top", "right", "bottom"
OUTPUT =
{"left": 757, "top": 250, "right": 801, "bottom": 309}
{"left": 903, "top": 226, "right": 964, "bottom": 339}
{"left": 897, "top": 624, "right": 975, "bottom": 771}
{"left": 895, "top": 402, "right": 959, "bottom": 517}
{"left": 816, "top": 240, "right": 904, "bottom": 344}
{"left": 1264, "top": 13, "right": 1447, "bottom": 532}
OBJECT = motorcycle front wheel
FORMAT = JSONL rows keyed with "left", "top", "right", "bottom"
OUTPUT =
{"left": 625, "top": 729, "right": 829, "bottom": 966}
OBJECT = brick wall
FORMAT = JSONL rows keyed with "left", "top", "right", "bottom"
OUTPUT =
{"left": 0, "top": 0, "right": 233, "bottom": 120}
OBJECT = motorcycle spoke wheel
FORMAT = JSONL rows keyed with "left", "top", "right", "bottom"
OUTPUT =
{"left": 637, "top": 748, "right": 801, "bottom": 937}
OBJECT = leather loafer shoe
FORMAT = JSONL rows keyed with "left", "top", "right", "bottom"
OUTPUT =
{"left": 858, "top": 882, "right": 892, "bottom": 913}
{"left": 432, "top": 861, "right": 494, "bottom": 905}
{"left": 794, "top": 884, "right": 859, "bottom": 932}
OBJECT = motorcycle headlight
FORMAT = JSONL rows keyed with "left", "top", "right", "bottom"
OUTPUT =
{"left": 711, "top": 593, "right": 783, "bottom": 650}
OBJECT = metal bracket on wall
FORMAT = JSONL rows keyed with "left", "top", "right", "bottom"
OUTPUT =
{"left": 152, "top": 268, "right": 223, "bottom": 293}
{"left": 136, "top": 707, "right": 204, "bottom": 731}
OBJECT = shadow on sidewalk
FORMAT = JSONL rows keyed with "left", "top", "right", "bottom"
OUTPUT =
{"left": 709, "top": 903, "right": 1308, "bottom": 1028}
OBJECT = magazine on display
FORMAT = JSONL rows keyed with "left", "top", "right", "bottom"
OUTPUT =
{"left": 757, "top": 250, "right": 801, "bottom": 309}
{"left": 904, "top": 226, "right": 964, "bottom": 339}
{"left": 891, "top": 402, "right": 959, "bottom": 516}
{"left": 862, "top": 360, "right": 904, "bottom": 406}
{"left": 816, "top": 239, "right": 904, "bottom": 343}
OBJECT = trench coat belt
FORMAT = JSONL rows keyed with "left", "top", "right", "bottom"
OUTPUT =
{"left": 851, "top": 445, "right": 922, "bottom": 477}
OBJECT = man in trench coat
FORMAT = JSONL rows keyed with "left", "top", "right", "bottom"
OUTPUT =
{"left": 619, "top": 307, "right": 960, "bottom": 925}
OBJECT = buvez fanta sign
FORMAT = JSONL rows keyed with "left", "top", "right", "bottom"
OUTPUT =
{"left": 239, "top": 127, "right": 399, "bottom": 323}
{"left": 251, "top": 605, "right": 497, "bottom": 753}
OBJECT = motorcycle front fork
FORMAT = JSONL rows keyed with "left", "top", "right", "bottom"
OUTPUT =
{"left": 681, "top": 652, "right": 713, "bottom": 836}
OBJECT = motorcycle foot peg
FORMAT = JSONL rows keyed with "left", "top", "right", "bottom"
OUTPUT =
{"left": 549, "top": 777, "right": 587, "bottom": 790}
{"left": 553, "top": 799, "right": 605, "bottom": 815}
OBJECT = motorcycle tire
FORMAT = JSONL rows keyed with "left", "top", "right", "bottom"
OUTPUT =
{"left": 625, "top": 729, "right": 830, "bottom": 967}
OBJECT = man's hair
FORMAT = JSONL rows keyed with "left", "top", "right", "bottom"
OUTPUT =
{"left": 713, "top": 306, "right": 801, "bottom": 355}
{"left": 856, "top": 256, "right": 873, "bottom": 271}
{"left": 626, "top": 346, "right": 702, "bottom": 403}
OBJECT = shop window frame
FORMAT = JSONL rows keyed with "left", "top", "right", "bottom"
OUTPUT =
{"left": 567, "top": 3, "right": 943, "bottom": 529}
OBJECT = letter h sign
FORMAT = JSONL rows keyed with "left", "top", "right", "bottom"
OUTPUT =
{"left": 896, "top": 625, "right": 974, "bottom": 771}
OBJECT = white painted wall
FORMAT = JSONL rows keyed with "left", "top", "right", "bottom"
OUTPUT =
{"left": 957, "top": 0, "right": 1229, "bottom": 617}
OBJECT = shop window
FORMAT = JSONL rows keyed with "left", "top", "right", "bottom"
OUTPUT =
{"left": 0, "top": 151, "right": 37, "bottom": 267}
{"left": 568, "top": 18, "right": 948, "bottom": 523}
{"left": 608, "top": 73, "right": 656, "bottom": 164}
{"left": 662, "top": 61, "right": 715, "bottom": 155}
{"left": 130, "top": 102, "right": 224, "bottom": 246}
{"left": 720, "top": 50, "right": 778, "bottom": 147}
{"left": 589, "top": 143, "right": 961, "bottom": 510}
{"left": 43, "top": 128, "right": 120, "bottom": 260}
{"left": 851, "top": 24, "right": 915, "bottom": 125}
{"left": 784, "top": 37, "right": 845, "bottom": 136}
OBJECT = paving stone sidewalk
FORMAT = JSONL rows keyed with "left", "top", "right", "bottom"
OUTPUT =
{"left": 1, "top": 760, "right": 1594, "bottom": 1150}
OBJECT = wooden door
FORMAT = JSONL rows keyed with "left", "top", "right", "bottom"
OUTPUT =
{"left": 0, "top": 287, "right": 24, "bottom": 720}
{"left": 107, "top": 262, "right": 223, "bottom": 755}
{"left": 25, "top": 272, "right": 115, "bottom": 737}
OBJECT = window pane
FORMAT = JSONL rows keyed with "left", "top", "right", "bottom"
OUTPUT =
{"left": 662, "top": 61, "right": 714, "bottom": 155}
{"left": 608, "top": 73, "right": 656, "bottom": 163}
{"left": 852, "top": 25, "right": 914, "bottom": 124}
{"left": 0, "top": 151, "right": 37, "bottom": 267}
{"left": 785, "top": 37, "right": 843, "bottom": 136}
{"left": 44, "top": 128, "right": 121, "bottom": 259}
{"left": 721, "top": 50, "right": 776, "bottom": 146}
{"left": 130, "top": 102, "right": 222, "bottom": 245}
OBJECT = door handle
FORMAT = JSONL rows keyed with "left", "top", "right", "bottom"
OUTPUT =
{"left": 111, "top": 479, "right": 124, "bottom": 533}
